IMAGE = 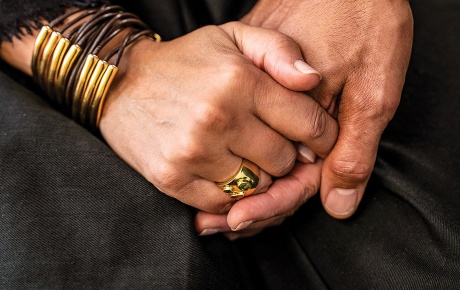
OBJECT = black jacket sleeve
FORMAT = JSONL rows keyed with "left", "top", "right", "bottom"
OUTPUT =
{"left": 0, "top": 0, "right": 106, "bottom": 42}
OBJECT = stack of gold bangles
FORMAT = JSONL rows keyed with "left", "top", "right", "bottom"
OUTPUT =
{"left": 31, "top": 4, "right": 161, "bottom": 130}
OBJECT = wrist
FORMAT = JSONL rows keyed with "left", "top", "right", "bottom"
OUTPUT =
{"left": 5, "top": 5, "right": 160, "bottom": 132}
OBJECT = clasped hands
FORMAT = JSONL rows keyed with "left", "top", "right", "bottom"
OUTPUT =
{"left": 100, "top": 22, "right": 334, "bottom": 239}
{"left": 99, "top": 0, "right": 413, "bottom": 240}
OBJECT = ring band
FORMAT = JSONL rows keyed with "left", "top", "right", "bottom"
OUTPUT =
{"left": 217, "top": 159, "right": 260, "bottom": 199}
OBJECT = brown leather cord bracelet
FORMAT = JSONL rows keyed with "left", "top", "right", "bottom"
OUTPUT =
{"left": 31, "top": 4, "right": 160, "bottom": 131}
{"left": 60, "top": 9, "right": 99, "bottom": 37}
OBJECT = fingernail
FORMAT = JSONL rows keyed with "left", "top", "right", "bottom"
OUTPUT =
{"left": 297, "top": 143, "right": 316, "bottom": 163}
{"left": 232, "top": 221, "right": 253, "bottom": 231}
{"left": 199, "top": 229, "right": 220, "bottom": 236}
{"left": 325, "top": 188, "right": 359, "bottom": 216}
{"left": 294, "top": 60, "right": 322, "bottom": 79}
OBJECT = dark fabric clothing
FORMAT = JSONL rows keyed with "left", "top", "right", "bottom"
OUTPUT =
{"left": 1, "top": 0, "right": 459, "bottom": 289}
{"left": 0, "top": 72, "right": 248, "bottom": 289}
{"left": 115, "top": 0, "right": 257, "bottom": 40}
{"left": 0, "top": 0, "right": 254, "bottom": 42}
{"left": 0, "top": 0, "right": 106, "bottom": 42}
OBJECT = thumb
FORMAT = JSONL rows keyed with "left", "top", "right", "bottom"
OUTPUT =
{"left": 227, "top": 160, "right": 322, "bottom": 230}
{"left": 320, "top": 79, "right": 400, "bottom": 219}
{"left": 219, "top": 21, "right": 322, "bottom": 91}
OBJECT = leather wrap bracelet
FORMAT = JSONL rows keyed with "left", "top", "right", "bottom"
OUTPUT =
{"left": 31, "top": 4, "right": 161, "bottom": 131}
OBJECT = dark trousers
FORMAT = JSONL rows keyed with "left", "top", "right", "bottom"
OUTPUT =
{"left": 1, "top": 0, "right": 459, "bottom": 289}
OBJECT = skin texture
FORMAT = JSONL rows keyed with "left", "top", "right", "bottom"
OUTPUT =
{"left": 244, "top": 0, "right": 413, "bottom": 218}
{"left": 99, "top": 22, "right": 338, "bottom": 214}
{"left": 196, "top": 0, "right": 413, "bottom": 238}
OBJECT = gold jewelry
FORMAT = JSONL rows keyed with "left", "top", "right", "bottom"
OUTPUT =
{"left": 217, "top": 160, "right": 260, "bottom": 199}
{"left": 46, "top": 37, "right": 70, "bottom": 101}
{"left": 31, "top": 5, "right": 160, "bottom": 131}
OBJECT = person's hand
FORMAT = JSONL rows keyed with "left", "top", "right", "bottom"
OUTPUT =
{"left": 242, "top": 0, "right": 414, "bottom": 218}
{"left": 0, "top": 19, "right": 335, "bottom": 227}
{"left": 100, "top": 22, "right": 339, "bottom": 214}
{"left": 195, "top": 158, "right": 323, "bottom": 239}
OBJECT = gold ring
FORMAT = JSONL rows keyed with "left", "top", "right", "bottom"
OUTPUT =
{"left": 217, "top": 159, "right": 260, "bottom": 199}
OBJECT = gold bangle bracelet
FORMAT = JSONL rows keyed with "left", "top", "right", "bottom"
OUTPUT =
{"left": 72, "top": 54, "right": 98, "bottom": 120}
{"left": 32, "top": 26, "right": 53, "bottom": 83}
{"left": 38, "top": 31, "right": 62, "bottom": 89}
{"left": 31, "top": 5, "right": 160, "bottom": 132}
{"left": 56, "top": 44, "right": 82, "bottom": 106}
{"left": 46, "top": 37, "right": 70, "bottom": 101}
{"left": 80, "top": 59, "right": 107, "bottom": 125}
{"left": 92, "top": 64, "right": 118, "bottom": 129}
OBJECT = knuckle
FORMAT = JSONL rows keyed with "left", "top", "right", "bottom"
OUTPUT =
{"left": 299, "top": 182, "right": 319, "bottom": 204}
{"left": 358, "top": 88, "right": 400, "bottom": 127}
{"left": 191, "top": 66, "right": 249, "bottom": 133}
{"left": 344, "top": 76, "right": 402, "bottom": 131}
{"left": 330, "top": 159, "right": 373, "bottom": 185}
{"left": 271, "top": 148, "right": 297, "bottom": 177}
{"left": 160, "top": 128, "right": 204, "bottom": 163}
{"left": 220, "top": 62, "right": 249, "bottom": 86}
{"left": 377, "top": 93, "right": 400, "bottom": 123}
{"left": 161, "top": 130, "right": 205, "bottom": 164}
{"left": 269, "top": 34, "right": 295, "bottom": 51}
{"left": 178, "top": 140, "right": 206, "bottom": 163}
{"left": 169, "top": 107, "right": 233, "bottom": 165}
{"left": 145, "top": 162, "right": 179, "bottom": 194}
{"left": 192, "top": 102, "right": 234, "bottom": 133}
{"left": 373, "top": 100, "right": 398, "bottom": 125}
{"left": 307, "top": 105, "right": 329, "bottom": 141}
